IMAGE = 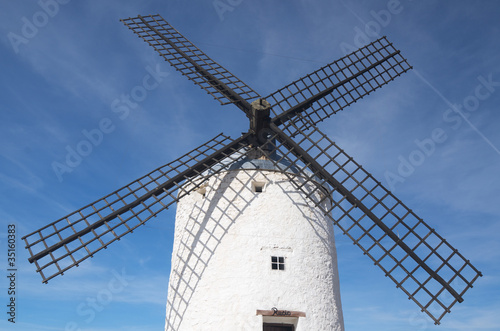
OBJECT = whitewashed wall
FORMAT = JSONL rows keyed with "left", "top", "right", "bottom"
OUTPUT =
{"left": 165, "top": 168, "right": 344, "bottom": 331}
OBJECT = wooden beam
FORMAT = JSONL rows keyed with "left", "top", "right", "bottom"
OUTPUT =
{"left": 257, "top": 309, "right": 306, "bottom": 318}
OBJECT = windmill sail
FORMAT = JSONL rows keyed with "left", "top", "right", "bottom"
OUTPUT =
{"left": 269, "top": 36, "right": 411, "bottom": 129}
{"left": 259, "top": 118, "right": 482, "bottom": 324}
{"left": 22, "top": 133, "right": 251, "bottom": 283}
{"left": 121, "top": 14, "right": 259, "bottom": 116}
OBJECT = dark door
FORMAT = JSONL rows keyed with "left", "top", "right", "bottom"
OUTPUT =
{"left": 263, "top": 323, "right": 294, "bottom": 331}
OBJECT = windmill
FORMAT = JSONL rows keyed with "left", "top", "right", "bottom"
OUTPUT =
{"left": 22, "top": 14, "right": 482, "bottom": 330}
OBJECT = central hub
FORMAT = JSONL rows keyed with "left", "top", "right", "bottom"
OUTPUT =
{"left": 250, "top": 98, "right": 271, "bottom": 112}
{"left": 250, "top": 98, "right": 271, "bottom": 137}
{"left": 249, "top": 98, "right": 274, "bottom": 157}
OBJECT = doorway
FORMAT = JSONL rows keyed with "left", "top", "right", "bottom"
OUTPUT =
{"left": 263, "top": 323, "right": 294, "bottom": 331}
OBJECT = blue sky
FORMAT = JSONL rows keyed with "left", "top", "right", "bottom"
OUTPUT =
{"left": 0, "top": 0, "right": 499, "bottom": 330}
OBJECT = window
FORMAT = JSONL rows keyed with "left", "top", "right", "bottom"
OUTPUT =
{"left": 253, "top": 181, "right": 266, "bottom": 193}
{"left": 271, "top": 256, "right": 285, "bottom": 270}
{"left": 196, "top": 184, "right": 207, "bottom": 198}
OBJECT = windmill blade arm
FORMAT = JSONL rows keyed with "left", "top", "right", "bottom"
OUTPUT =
{"left": 267, "top": 121, "right": 482, "bottom": 324}
{"left": 22, "top": 133, "right": 251, "bottom": 283}
{"left": 121, "top": 14, "right": 259, "bottom": 116}
{"left": 268, "top": 37, "right": 411, "bottom": 128}
{"left": 271, "top": 124, "right": 460, "bottom": 299}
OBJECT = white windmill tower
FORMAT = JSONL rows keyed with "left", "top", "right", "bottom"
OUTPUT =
{"left": 22, "top": 14, "right": 482, "bottom": 330}
{"left": 165, "top": 128, "right": 344, "bottom": 330}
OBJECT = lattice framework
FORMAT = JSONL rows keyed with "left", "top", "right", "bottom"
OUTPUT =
{"left": 270, "top": 36, "right": 411, "bottom": 130}
{"left": 256, "top": 119, "right": 482, "bottom": 324}
{"left": 23, "top": 133, "right": 251, "bottom": 283}
{"left": 121, "top": 14, "right": 259, "bottom": 115}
